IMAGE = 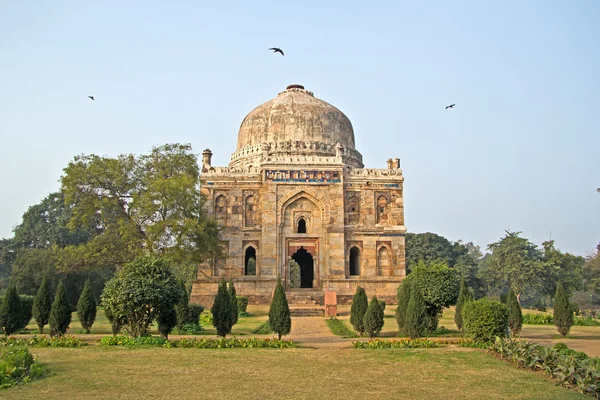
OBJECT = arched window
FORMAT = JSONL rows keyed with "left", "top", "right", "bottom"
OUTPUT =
{"left": 244, "top": 246, "right": 256, "bottom": 275}
{"left": 215, "top": 195, "right": 227, "bottom": 214}
{"left": 377, "top": 246, "right": 390, "bottom": 276}
{"left": 377, "top": 195, "right": 388, "bottom": 223}
{"left": 349, "top": 246, "right": 361, "bottom": 276}
{"left": 346, "top": 195, "right": 360, "bottom": 224}
{"left": 244, "top": 195, "right": 256, "bottom": 227}
{"left": 297, "top": 218, "right": 306, "bottom": 233}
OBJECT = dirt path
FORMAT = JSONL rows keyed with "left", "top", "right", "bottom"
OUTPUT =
{"left": 286, "top": 317, "right": 351, "bottom": 349}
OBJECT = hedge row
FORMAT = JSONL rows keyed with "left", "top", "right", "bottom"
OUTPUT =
{"left": 0, "top": 335, "right": 87, "bottom": 348}
{"left": 100, "top": 336, "right": 296, "bottom": 348}
{"left": 353, "top": 338, "right": 445, "bottom": 349}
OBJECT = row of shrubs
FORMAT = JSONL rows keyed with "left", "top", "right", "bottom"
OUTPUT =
{"left": 353, "top": 338, "right": 444, "bottom": 349}
{"left": 491, "top": 338, "right": 600, "bottom": 398}
{"left": 1, "top": 277, "right": 96, "bottom": 337}
{"left": 100, "top": 336, "right": 296, "bottom": 348}
{"left": 0, "top": 347, "right": 45, "bottom": 389}
{"left": 0, "top": 335, "right": 87, "bottom": 348}
{"left": 522, "top": 313, "right": 600, "bottom": 326}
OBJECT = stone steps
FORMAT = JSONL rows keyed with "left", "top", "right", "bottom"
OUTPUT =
{"left": 290, "top": 307, "right": 325, "bottom": 317}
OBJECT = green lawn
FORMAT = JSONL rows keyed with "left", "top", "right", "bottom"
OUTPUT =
{"left": 4, "top": 346, "right": 586, "bottom": 399}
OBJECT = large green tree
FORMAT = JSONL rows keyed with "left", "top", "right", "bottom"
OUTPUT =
{"left": 101, "top": 256, "right": 182, "bottom": 337}
{"left": 554, "top": 282, "right": 573, "bottom": 338}
{"left": 482, "top": 231, "right": 548, "bottom": 302}
{"left": 541, "top": 240, "right": 584, "bottom": 296}
{"left": 60, "top": 143, "right": 222, "bottom": 268}
{"left": 405, "top": 232, "right": 466, "bottom": 272}
{"left": 403, "top": 260, "right": 459, "bottom": 331}
{"left": 583, "top": 247, "right": 600, "bottom": 296}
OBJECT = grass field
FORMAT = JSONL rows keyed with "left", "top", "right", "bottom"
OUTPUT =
{"left": 4, "top": 347, "right": 587, "bottom": 400}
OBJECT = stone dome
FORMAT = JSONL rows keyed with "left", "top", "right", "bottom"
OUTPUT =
{"left": 229, "top": 85, "right": 363, "bottom": 168}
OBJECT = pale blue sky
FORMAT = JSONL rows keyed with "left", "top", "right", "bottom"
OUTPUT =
{"left": 1, "top": 1, "right": 598, "bottom": 255}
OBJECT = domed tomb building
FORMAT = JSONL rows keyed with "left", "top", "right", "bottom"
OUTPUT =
{"left": 191, "top": 85, "right": 406, "bottom": 306}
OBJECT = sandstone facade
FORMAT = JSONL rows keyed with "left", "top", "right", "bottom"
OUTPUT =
{"left": 190, "top": 85, "right": 406, "bottom": 307}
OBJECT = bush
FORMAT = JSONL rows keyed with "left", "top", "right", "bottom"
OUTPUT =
{"left": 101, "top": 256, "right": 182, "bottom": 338}
{"left": 533, "top": 298, "right": 547, "bottom": 312}
{"left": 506, "top": 289, "right": 522, "bottom": 337}
{"left": 454, "top": 275, "right": 471, "bottom": 331}
{"left": 246, "top": 258, "right": 256, "bottom": 276}
{"left": 252, "top": 322, "right": 272, "bottom": 334}
{"left": 187, "top": 304, "right": 204, "bottom": 325}
{"left": 157, "top": 307, "right": 177, "bottom": 340}
{"left": 237, "top": 296, "right": 249, "bottom": 315}
{"left": 76, "top": 278, "right": 97, "bottom": 334}
{"left": 0, "top": 285, "right": 22, "bottom": 336}
{"left": 32, "top": 276, "right": 52, "bottom": 334}
{"left": 554, "top": 282, "right": 573, "bottom": 337}
{"left": 0, "top": 335, "right": 87, "bottom": 348}
{"left": 174, "top": 323, "right": 203, "bottom": 335}
{"left": 49, "top": 281, "right": 71, "bottom": 337}
{"left": 175, "top": 282, "right": 189, "bottom": 331}
{"left": 353, "top": 338, "right": 444, "bottom": 349}
{"left": 363, "top": 296, "right": 384, "bottom": 338}
{"left": 100, "top": 336, "right": 167, "bottom": 347}
{"left": 403, "top": 260, "right": 459, "bottom": 332}
{"left": 395, "top": 280, "right": 412, "bottom": 333}
{"left": 404, "top": 284, "right": 428, "bottom": 339}
{"left": 0, "top": 347, "right": 45, "bottom": 389}
{"left": 268, "top": 276, "right": 291, "bottom": 340}
{"left": 169, "top": 337, "right": 296, "bottom": 349}
{"left": 17, "top": 296, "right": 34, "bottom": 332}
{"left": 491, "top": 338, "right": 600, "bottom": 397}
{"left": 349, "top": 286, "right": 368, "bottom": 335}
{"left": 103, "top": 306, "right": 125, "bottom": 337}
{"left": 228, "top": 281, "right": 238, "bottom": 326}
{"left": 523, "top": 313, "right": 553, "bottom": 325}
{"left": 462, "top": 298, "right": 508, "bottom": 343}
{"left": 288, "top": 259, "right": 300, "bottom": 289}
{"left": 211, "top": 279, "right": 233, "bottom": 337}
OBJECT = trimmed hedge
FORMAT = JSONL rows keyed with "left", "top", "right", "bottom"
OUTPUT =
{"left": 100, "top": 336, "right": 296, "bottom": 349}
{"left": 353, "top": 338, "right": 445, "bottom": 349}
{"left": 237, "top": 296, "right": 249, "bottom": 316}
{"left": 0, "top": 335, "right": 86, "bottom": 348}
{"left": 462, "top": 298, "right": 508, "bottom": 343}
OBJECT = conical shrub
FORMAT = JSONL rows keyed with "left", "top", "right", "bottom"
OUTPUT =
{"left": 175, "top": 281, "right": 189, "bottom": 330}
{"left": 32, "top": 275, "right": 52, "bottom": 334}
{"left": 228, "top": 280, "right": 238, "bottom": 326}
{"left": 350, "top": 286, "right": 368, "bottom": 335}
{"left": 211, "top": 279, "right": 232, "bottom": 337}
{"left": 268, "top": 276, "right": 291, "bottom": 340}
{"left": 49, "top": 281, "right": 72, "bottom": 336}
{"left": 76, "top": 278, "right": 97, "bottom": 333}
{"left": 363, "top": 296, "right": 385, "bottom": 338}
{"left": 0, "top": 284, "right": 22, "bottom": 336}
{"left": 454, "top": 275, "right": 472, "bottom": 331}
{"left": 506, "top": 288, "right": 522, "bottom": 337}
{"left": 395, "top": 280, "right": 412, "bottom": 333}
{"left": 553, "top": 282, "right": 573, "bottom": 338}
{"left": 404, "top": 284, "right": 428, "bottom": 339}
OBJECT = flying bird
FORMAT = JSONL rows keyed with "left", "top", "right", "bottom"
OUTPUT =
{"left": 445, "top": 104, "right": 455, "bottom": 109}
{"left": 88, "top": 96, "right": 95, "bottom": 101}
{"left": 269, "top": 47, "right": 284, "bottom": 56}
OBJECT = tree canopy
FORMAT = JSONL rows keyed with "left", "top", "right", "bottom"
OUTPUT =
{"left": 60, "top": 143, "right": 222, "bottom": 268}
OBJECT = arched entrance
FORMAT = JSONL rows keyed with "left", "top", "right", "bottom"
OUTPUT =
{"left": 291, "top": 247, "right": 314, "bottom": 288}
